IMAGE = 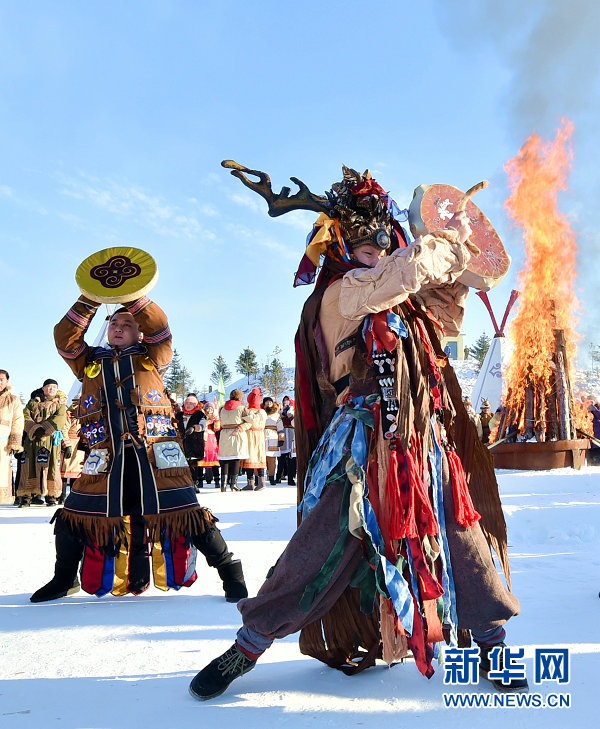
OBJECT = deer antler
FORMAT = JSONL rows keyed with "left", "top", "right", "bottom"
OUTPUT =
{"left": 222, "top": 160, "right": 331, "bottom": 218}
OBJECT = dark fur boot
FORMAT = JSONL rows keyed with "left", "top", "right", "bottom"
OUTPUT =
{"left": 30, "top": 522, "right": 83, "bottom": 603}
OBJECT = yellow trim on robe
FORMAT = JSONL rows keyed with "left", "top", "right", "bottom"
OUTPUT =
{"left": 112, "top": 516, "right": 131, "bottom": 596}
{"left": 151, "top": 540, "right": 169, "bottom": 591}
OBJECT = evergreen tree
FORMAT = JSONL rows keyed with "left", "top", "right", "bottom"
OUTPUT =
{"left": 236, "top": 347, "right": 259, "bottom": 384}
{"left": 471, "top": 333, "right": 491, "bottom": 369}
{"left": 164, "top": 349, "right": 196, "bottom": 399}
{"left": 210, "top": 355, "right": 232, "bottom": 386}
{"left": 261, "top": 347, "right": 288, "bottom": 401}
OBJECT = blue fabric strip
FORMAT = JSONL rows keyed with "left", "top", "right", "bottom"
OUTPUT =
{"left": 163, "top": 537, "right": 176, "bottom": 588}
{"left": 95, "top": 554, "right": 115, "bottom": 597}
{"left": 429, "top": 417, "right": 459, "bottom": 645}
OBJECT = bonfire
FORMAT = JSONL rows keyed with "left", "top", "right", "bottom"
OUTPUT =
{"left": 493, "top": 120, "right": 592, "bottom": 445}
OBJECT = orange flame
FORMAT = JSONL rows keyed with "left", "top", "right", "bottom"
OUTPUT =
{"left": 502, "top": 119, "right": 580, "bottom": 439}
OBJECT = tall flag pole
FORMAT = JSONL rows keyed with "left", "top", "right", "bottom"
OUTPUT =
{"left": 217, "top": 373, "right": 226, "bottom": 409}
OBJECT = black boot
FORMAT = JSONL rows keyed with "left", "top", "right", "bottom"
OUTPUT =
{"left": 242, "top": 475, "right": 254, "bottom": 491}
{"left": 18, "top": 495, "right": 30, "bottom": 508}
{"left": 192, "top": 528, "right": 247, "bottom": 602}
{"left": 189, "top": 643, "right": 256, "bottom": 701}
{"left": 217, "top": 560, "right": 249, "bottom": 602}
{"left": 31, "top": 495, "right": 45, "bottom": 505}
{"left": 476, "top": 642, "right": 529, "bottom": 693}
{"left": 255, "top": 475, "right": 266, "bottom": 491}
{"left": 30, "top": 524, "right": 84, "bottom": 603}
{"left": 229, "top": 476, "right": 240, "bottom": 492}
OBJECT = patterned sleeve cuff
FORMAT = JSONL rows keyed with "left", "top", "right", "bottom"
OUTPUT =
{"left": 65, "top": 298, "right": 101, "bottom": 329}
{"left": 8, "top": 433, "right": 22, "bottom": 449}
{"left": 125, "top": 296, "right": 151, "bottom": 316}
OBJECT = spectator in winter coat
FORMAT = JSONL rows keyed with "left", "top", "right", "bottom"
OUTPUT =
{"left": 17, "top": 379, "right": 67, "bottom": 507}
{"left": 218, "top": 389, "right": 251, "bottom": 491}
{"left": 198, "top": 402, "right": 221, "bottom": 487}
{"left": 263, "top": 396, "right": 284, "bottom": 486}
{"left": 275, "top": 396, "right": 296, "bottom": 486}
{"left": 176, "top": 393, "right": 205, "bottom": 491}
{"left": 241, "top": 387, "right": 267, "bottom": 491}
{"left": 588, "top": 398, "right": 600, "bottom": 464}
{"left": 0, "top": 369, "right": 24, "bottom": 505}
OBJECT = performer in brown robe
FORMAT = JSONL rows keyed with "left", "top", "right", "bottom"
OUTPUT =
{"left": 189, "top": 164, "right": 526, "bottom": 699}
{"left": 30, "top": 295, "right": 248, "bottom": 603}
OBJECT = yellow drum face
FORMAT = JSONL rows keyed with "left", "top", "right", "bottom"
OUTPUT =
{"left": 76, "top": 246, "right": 158, "bottom": 303}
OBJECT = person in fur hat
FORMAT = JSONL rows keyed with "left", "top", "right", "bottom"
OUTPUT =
{"left": 241, "top": 387, "right": 267, "bottom": 491}
{"left": 190, "top": 164, "right": 526, "bottom": 699}
{"left": 30, "top": 295, "right": 247, "bottom": 604}
{"left": 0, "top": 369, "right": 24, "bottom": 505}
{"left": 17, "top": 379, "right": 67, "bottom": 507}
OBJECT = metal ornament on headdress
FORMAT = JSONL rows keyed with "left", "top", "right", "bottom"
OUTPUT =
{"left": 408, "top": 181, "right": 511, "bottom": 291}
{"left": 76, "top": 246, "right": 159, "bottom": 304}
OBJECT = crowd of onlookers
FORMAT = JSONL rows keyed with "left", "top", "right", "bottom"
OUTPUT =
{"left": 0, "top": 365, "right": 298, "bottom": 506}
{"left": 171, "top": 387, "right": 297, "bottom": 492}
{"left": 5, "top": 362, "right": 600, "bottom": 508}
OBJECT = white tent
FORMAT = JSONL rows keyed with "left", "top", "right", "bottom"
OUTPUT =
{"left": 470, "top": 290, "right": 519, "bottom": 413}
{"left": 471, "top": 335, "right": 504, "bottom": 412}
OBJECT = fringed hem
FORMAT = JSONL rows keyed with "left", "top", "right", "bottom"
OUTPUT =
{"left": 58, "top": 505, "right": 216, "bottom": 548}
{"left": 145, "top": 506, "right": 217, "bottom": 543}
{"left": 299, "top": 586, "right": 382, "bottom": 675}
{"left": 58, "top": 508, "right": 127, "bottom": 548}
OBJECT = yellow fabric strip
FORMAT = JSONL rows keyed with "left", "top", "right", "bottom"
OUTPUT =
{"left": 112, "top": 516, "right": 131, "bottom": 596}
{"left": 151, "top": 540, "right": 169, "bottom": 591}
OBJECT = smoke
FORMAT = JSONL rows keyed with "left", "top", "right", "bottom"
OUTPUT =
{"left": 434, "top": 0, "right": 600, "bottom": 365}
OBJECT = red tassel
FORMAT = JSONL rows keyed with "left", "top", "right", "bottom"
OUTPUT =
{"left": 385, "top": 447, "right": 418, "bottom": 540}
{"left": 447, "top": 450, "right": 481, "bottom": 528}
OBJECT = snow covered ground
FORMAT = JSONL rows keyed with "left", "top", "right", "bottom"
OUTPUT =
{"left": 1, "top": 465, "right": 598, "bottom": 728}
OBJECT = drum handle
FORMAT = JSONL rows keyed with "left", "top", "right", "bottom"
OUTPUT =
{"left": 456, "top": 180, "right": 489, "bottom": 212}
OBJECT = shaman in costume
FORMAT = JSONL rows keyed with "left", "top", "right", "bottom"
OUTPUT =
{"left": 190, "top": 163, "right": 526, "bottom": 700}
{"left": 17, "top": 379, "right": 67, "bottom": 507}
{"left": 0, "top": 369, "right": 24, "bottom": 504}
{"left": 30, "top": 295, "right": 248, "bottom": 603}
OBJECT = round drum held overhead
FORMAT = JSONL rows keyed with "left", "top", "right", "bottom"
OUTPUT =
{"left": 76, "top": 246, "right": 159, "bottom": 304}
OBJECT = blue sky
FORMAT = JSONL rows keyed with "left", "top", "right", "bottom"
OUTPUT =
{"left": 1, "top": 1, "right": 598, "bottom": 399}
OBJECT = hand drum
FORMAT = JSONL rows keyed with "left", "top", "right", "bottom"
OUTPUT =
{"left": 76, "top": 246, "right": 158, "bottom": 304}
{"left": 408, "top": 183, "right": 511, "bottom": 291}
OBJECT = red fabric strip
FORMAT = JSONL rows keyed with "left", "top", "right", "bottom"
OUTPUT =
{"left": 447, "top": 449, "right": 482, "bottom": 527}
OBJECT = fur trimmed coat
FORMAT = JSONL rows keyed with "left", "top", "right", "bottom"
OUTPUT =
{"left": 0, "top": 385, "right": 24, "bottom": 502}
